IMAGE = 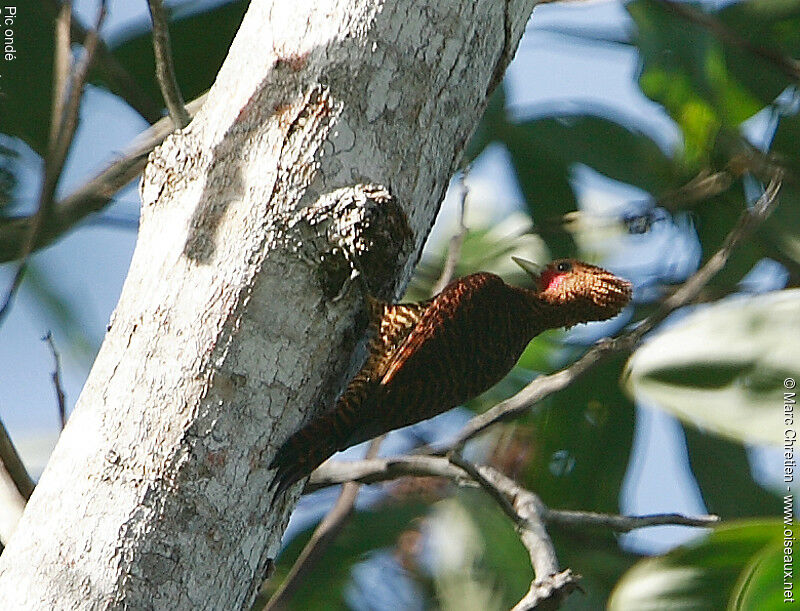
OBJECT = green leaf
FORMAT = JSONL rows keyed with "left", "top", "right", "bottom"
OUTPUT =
{"left": 608, "top": 520, "right": 783, "bottom": 610}
{"left": 760, "top": 115, "right": 800, "bottom": 268}
{"left": 406, "top": 213, "right": 549, "bottom": 301}
{"left": 720, "top": 0, "right": 800, "bottom": 55}
{"left": 733, "top": 534, "right": 790, "bottom": 609}
{"left": 624, "top": 290, "right": 800, "bottom": 446}
{"left": 519, "top": 115, "right": 676, "bottom": 195}
{"left": 502, "top": 121, "right": 577, "bottom": 258}
{"left": 434, "top": 493, "right": 529, "bottom": 610}
{"left": 772, "top": 112, "right": 800, "bottom": 178}
{"left": 501, "top": 113, "right": 675, "bottom": 257}
{"left": 719, "top": 0, "right": 800, "bottom": 105}
{"left": 627, "top": 0, "right": 768, "bottom": 167}
{"left": 551, "top": 529, "right": 638, "bottom": 611}
{"left": 522, "top": 354, "right": 635, "bottom": 513}
{"left": 684, "top": 427, "right": 781, "bottom": 519}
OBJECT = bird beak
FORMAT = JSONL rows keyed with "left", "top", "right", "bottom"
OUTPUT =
{"left": 512, "top": 257, "right": 543, "bottom": 281}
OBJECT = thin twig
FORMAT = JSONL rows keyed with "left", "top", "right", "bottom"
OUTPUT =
{"left": 451, "top": 458, "right": 576, "bottom": 610}
{"left": 308, "top": 459, "right": 719, "bottom": 531}
{"left": 655, "top": 169, "right": 734, "bottom": 211}
{"left": 306, "top": 454, "right": 466, "bottom": 493}
{"left": 445, "top": 174, "right": 783, "bottom": 448}
{"left": 659, "top": 0, "right": 800, "bottom": 83}
{"left": 307, "top": 456, "right": 719, "bottom": 534}
{"left": 0, "top": 417, "right": 36, "bottom": 545}
{"left": 51, "top": 2, "right": 72, "bottom": 147}
{"left": 432, "top": 172, "right": 469, "bottom": 294}
{"left": 44, "top": 1, "right": 107, "bottom": 209}
{"left": 0, "top": 1, "right": 108, "bottom": 325}
{"left": 43, "top": 332, "right": 67, "bottom": 430}
{"left": 147, "top": 0, "right": 190, "bottom": 128}
{"left": 448, "top": 451, "right": 521, "bottom": 527}
{"left": 477, "top": 465, "right": 578, "bottom": 610}
{"left": 264, "top": 437, "right": 384, "bottom": 610}
{"left": 42, "top": 0, "right": 162, "bottom": 122}
{"left": 0, "top": 94, "right": 207, "bottom": 264}
{"left": 545, "top": 509, "right": 720, "bottom": 532}
{"left": 311, "top": 455, "right": 719, "bottom": 609}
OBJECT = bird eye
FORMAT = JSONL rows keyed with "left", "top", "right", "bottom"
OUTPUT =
{"left": 556, "top": 261, "right": 572, "bottom": 273}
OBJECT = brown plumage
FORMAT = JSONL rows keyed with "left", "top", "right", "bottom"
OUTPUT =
{"left": 269, "top": 258, "right": 631, "bottom": 495}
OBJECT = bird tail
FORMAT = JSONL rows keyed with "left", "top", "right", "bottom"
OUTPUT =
{"left": 268, "top": 413, "right": 341, "bottom": 497}
{"left": 269, "top": 370, "right": 379, "bottom": 497}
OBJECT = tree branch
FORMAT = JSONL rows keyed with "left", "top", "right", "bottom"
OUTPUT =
{"left": 147, "top": 0, "right": 190, "bottom": 128}
{"left": 431, "top": 172, "right": 469, "bottom": 294}
{"left": 448, "top": 451, "right": 521, "bottom": 527}
{"left": 51, "top": 2, "right": 72, "bottom": 148}
{"left": 307, "top": 455, "right": 466, "bottom": 493}
{"left": 0, "top": 94, "right": 207, "bottom": 264}
{"left": 310, "top": 454, "right": 718, "bottom": 609}
{"left": 307, "top": 456, "right": 719, "bottom": 534}
{"left": 43, "top": 1, "right": 107, "bottom": 210}
{"left": 544, "top": 509, "right": 719, "bottom": 532}
{"left": 43, "top": 332, "right": 67, "bottom": 430}
{"left": 0, "top": 1, "right": 108, "bottom": 324}
{"left": 41, "top": 0, "right": 163, "bottom": 123}
{"left": 460, "top": 460, "right": 576, "bottom": 610}
{"left": 0, "top": 421, "right": 34, "bottom": 503}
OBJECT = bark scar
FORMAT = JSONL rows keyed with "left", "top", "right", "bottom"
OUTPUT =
{"left": 284, "top": 184, "right": 413, "bottom": 301}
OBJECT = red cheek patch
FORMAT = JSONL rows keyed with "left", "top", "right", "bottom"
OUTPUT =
{"left": 540, "top": 270, "right": 566, "bottom": 291}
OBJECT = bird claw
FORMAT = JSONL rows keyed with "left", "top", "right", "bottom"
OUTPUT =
{"left": 331, "top": 269, "right": 362, "bottom": 303}
{"left": 268, "top": 465, "right": 302, "bottom": 500}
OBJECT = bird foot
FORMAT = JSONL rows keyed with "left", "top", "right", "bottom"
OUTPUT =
{"left": 331, "top": 269, "right": 362, "bottom": 302}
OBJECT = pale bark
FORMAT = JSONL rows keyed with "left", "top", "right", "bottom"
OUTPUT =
{"left": 0, "top": 0, "right": 537, "bottom": 608}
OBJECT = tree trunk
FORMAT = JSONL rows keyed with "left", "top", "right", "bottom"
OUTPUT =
{"left": 0, "top": 0, "right": 536, "bottom": 607}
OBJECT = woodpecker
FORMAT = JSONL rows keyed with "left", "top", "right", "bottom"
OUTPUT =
{"left": 269, "top": 258, "right": 632, "bottom": 495}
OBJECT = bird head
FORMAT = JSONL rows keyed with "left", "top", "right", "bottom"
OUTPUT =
{"left": 513, "top": 257, "right": 632, "bottom": 324}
